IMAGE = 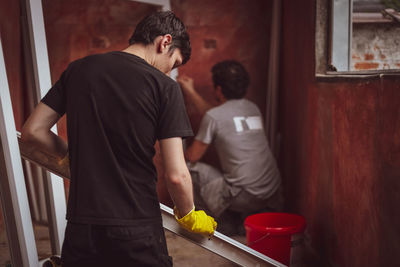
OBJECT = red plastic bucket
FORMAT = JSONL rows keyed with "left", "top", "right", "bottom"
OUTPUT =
{"left": 244, "top": 213, "right": 306, "bottom": 266}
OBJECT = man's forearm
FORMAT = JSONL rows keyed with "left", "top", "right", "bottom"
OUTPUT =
{"left": 22, "top": 129, "right": 68, "bottom": 161}
{"left": 184, "top": 89, "right": 212, "bottom": 118}
{"left": 160, "top": 137, "right": 195, "bottom": 217}
{"left": 21, "top": 102, "right": 68, "bottom": 161}
{"left": 184, "top": 139, "right": 209, "bottom": 163}
{"left": 165, "top": 169, "right": 194, "bottom": 217}
{"left": 177, "top": 75, "right": 213, "bottom": 117}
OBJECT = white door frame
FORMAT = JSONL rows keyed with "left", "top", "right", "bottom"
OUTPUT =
{"left": 23, "top": 0, "right": 67, "bottom": 255}
{"left": 0, "top": 36, "right": 39, "bottom": 267}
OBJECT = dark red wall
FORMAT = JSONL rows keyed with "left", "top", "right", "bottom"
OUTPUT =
{"left": 279, "top": 0, "right": 400, "bottom": 266}
{"left": 172, "top": 0, "right": 272, "bottom": 130}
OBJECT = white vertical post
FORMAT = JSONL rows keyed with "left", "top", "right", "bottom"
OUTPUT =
{"left": 24, "top": 0, "right": 67, "bottom": 254}
{"left": 0, "top": 37, "right": 39, "bottom": 267}
{"left": 23, "top": 160, "right": 40, "bottom": 221}
{"left": 131, "top": 0, "right": 171, "bottom": 10}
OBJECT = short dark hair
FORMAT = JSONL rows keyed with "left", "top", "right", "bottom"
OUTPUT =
{"left": 211, "top": 60, "right": 250, "bottom": 99}
{"left": 129, "top": 11, "right": 191, "bottom": 65}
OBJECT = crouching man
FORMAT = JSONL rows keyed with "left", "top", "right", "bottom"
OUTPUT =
{"left": 178, "top": 60, "right": 283, "bottom": 235}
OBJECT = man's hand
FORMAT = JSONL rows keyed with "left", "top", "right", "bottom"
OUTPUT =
{"left": 58, "top": 152, "right": 71, "bottom": 178}
{"left": 177, "top": 75, "right": 195, "bottom": 94}
{"left": 176, "top": 75, "right": 212, "bottom": 117}
{"left": 174, "top": 206, "right": 217, "bottom": 237}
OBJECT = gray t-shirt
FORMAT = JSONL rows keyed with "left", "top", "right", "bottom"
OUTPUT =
{"left": 195, "top": 99, "right": 281, "bottom": 198}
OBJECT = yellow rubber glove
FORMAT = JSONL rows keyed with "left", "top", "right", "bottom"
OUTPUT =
{"left": 174, "top": 206, "right": 217, "bottom": 237}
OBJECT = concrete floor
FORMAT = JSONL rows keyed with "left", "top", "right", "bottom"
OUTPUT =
{"left": 0, "top": 223, "right": 243, "bottom": 267}
{"left": 0, "top": 222, "right": 320, "bottom": 267}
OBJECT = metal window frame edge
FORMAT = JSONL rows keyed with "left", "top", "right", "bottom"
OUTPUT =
{"left": 315, "top": 0, "right": 400, "bottom": 78}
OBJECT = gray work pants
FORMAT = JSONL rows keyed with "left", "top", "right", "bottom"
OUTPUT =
{"left": 187, "top": 162, "right": 283, "bottom": 218}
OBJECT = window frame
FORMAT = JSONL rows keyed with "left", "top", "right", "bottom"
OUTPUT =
{"left": 315, "top": 0, "right": 400, "bottom": 78}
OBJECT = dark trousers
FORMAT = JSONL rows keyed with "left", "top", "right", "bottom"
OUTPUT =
{"left": 61, "top": 221, "right": 172, "bottom": 267}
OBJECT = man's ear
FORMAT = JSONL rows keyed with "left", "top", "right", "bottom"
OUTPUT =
{"left": 158, "top": 34, "right": 172, "bottom": 53}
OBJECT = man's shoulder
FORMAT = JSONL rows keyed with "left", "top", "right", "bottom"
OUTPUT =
{"left": 206, "top": 98, "right": 258, "bottom": 118}
{"left": 77, "top": 52, "right": 111, "bottom": 62}
{"left": 74, "top": 52, "right": 176, "bottom": 84}
{"left": 205, "top": 105, "right": 222, "bottom": 120}
{"left": 65, "top": 52, "right": 113, "bottom": 70}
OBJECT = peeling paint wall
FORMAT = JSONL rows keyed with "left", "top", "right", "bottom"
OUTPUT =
{"left": 352, "top": 23, "right": 400, "bottom": 70}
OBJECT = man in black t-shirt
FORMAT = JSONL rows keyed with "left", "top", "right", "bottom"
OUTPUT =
{"left": 21, "top": 11, "right": 216, "bottom": 267}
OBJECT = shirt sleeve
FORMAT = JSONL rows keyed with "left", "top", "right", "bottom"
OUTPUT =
{"left": 195, "top": 113, "right": 216, "bottom": 145}
{"left": 41, "top": 70, "right": 67, "bottom": 116}
{"left": 157, "top": 83, "right": 193, "bottom": 140}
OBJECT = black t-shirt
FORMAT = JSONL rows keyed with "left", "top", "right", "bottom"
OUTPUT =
{"left": 42, "top": 51, "right": 193, "bottom": 225}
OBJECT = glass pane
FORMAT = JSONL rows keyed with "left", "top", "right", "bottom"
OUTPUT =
{"left": 165, "top": 231, "right": 240, "bottom": 267}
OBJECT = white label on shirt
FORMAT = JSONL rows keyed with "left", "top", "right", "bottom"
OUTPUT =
{"left": 233, "top": 116, "right": 263, "bottom": 132}
{"left": 233, "top": 117, "right": 246, "bottom": 132}
{"left": 246, "top": 116, "right": 263, "bottom": 130}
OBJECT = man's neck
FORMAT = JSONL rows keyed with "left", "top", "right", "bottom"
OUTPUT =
{"left": 122, "top": 44, "right": 155, "bottom": 66}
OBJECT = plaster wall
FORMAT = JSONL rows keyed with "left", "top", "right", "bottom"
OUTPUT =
{"left": 352, "top": 23, "right": 400, "bottom": 70}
